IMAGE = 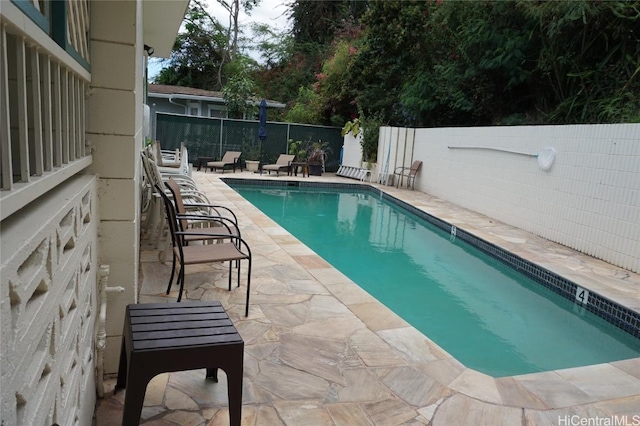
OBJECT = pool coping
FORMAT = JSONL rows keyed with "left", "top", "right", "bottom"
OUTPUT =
{"left": 216, "top": 174, "right": 640, "bottom": 414}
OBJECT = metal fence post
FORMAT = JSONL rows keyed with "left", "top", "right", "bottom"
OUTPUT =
{"left": 219, "top": 118, "right": 224, "bottom": 159}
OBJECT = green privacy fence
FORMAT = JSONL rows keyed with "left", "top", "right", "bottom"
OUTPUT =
{"left": 155, "top": 113, "right": 344, "bottom": 172}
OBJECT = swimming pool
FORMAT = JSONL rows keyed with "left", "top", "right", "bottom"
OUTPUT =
{"left": 228, "top": 182, "right": 640, "bottom": 377}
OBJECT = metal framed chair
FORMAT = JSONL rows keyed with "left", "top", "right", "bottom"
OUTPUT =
{"left": 164, "top": 178, "right": 240, "bottom": 246}
{"left": 141, "top": 151, "right": 204, "bottom": 248}
{"left": 155, "top": 183, "right": 253, "bottom": 316}
{"left": 394, "top": 160, "right": 422, "bottom": 190}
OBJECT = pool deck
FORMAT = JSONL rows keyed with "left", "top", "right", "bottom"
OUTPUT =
{"left": 95, "top": 170, "right": 640, "bottom": 425}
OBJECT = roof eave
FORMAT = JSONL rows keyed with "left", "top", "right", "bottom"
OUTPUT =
{"left": 143, "top": 0, "right": 189, "bottom": 59}
{"left": 148, "top": 92, "right": 226, "bottom": 103}
{"left": 148, "top": 92, "right": 286, "bottom": 109}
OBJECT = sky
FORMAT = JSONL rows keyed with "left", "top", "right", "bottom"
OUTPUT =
{"left": 148, "top": 0, "right": 291, "bottom": 79}
{"left": 232, "top": 0, "right": 290, "bottom": 32}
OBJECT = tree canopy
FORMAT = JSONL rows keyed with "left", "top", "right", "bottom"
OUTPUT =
{"left": 154, "top": 0, "right": 260, "bottom": 90}
{"left": 156, "top": 0, "right": 640, "bottom": 127}
{"left": 317, "top": 0, "right": 640, "bottom": 127}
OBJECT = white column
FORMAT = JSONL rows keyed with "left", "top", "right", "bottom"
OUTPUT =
{"left": 88, "top": 0, "right": 144, "bottom": 374}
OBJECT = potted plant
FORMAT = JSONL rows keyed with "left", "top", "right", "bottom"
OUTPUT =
{"left": 288, "top": 139, "right": 307, "bottom": 162}
{"left": 288, "top": 139, "right": 308, "bottom": 174}
{"left": 341, "top": 117, "right": 361, "bottom": 138}
{"left": 245, "top": 159, "right": 260, "bottom": 172}
{"left": 306, "top": 140, "right": 330, "bottom": 176}
{"left": 242, "top": 142, "right": 261, "bottom": 172}
{"left": 343, "top": 111, "right": 383, "bottom": 171}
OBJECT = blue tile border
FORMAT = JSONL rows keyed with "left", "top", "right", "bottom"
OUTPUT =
{"left": 222, "top": 178, "right": 640, "bottom": 339}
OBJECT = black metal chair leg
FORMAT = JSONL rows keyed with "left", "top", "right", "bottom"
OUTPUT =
{"left": 177, "top": 265, "right": 185, "bottom": 302}
{"left": 245, "top": 258, "right": 251, "bottom": 317}
{"left": 166, "top": 253, "right": 177, "bottom": 294}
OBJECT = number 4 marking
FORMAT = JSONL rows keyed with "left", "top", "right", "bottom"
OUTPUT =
{"left": 575, "top": 286, "right": 589, "bottom": 305}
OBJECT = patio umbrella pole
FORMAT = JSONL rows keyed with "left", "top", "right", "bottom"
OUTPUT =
{"left": 258, "top": 139, "right": 263, "bottom": 174}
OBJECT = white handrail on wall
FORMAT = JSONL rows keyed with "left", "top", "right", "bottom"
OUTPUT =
{"left": 447, "top": 145, "right": 537, "bottom": 157}
{"left": 448, "top": 145, "right": 556, "bottom": 170}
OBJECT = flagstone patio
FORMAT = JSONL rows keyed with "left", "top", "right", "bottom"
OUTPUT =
{"left": 94, "top": 170, "right": 640, "bottom": 425}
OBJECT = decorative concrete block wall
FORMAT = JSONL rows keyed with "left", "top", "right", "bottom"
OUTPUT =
{"left": 378, "top": 124, "right": 639, "bottom": 273}
{"left": 0, "top": 176, "right": 98, "bottom": 426}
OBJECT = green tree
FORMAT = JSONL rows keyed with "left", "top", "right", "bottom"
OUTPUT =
{"left": 222, "top": 58, "right": 258, "bottom": 118}
{"left": 154, "top": 1, "right": 228, "bottom": 89}
{"left": 345, "top": 0, "right": 639, "bottom": 126}
{"left": 401, "top": 1, "right": 538, "bottom": 126}
{"left": 154, "top": 0, "right": 260, "bottom": 90}
{"left": 348, "top": 1, "right": 538, "bottom": 126}
{"left": 250, "top": 23, "right": 317, "bottom": 112}
{"left": 160, "top": 0, "right": 639, "bottom": 126}
{"left": 347, "top": 1, "right": 430, "bottom": 124}
{"left": 287, "top": 0, "right": 367, "bottom": 45}
{"left": 312, "top": 38, "right": 361, "bottom": 126}
{"left": 251, "top": 23, "right": 293, "bottom": 69}
{"left": 284, "top": 87, "right": 322, "bottom": 123}
{"left": 222, "top": 0, "right": 260, "bottom": 55}
{"left": 256, "top": 0, "right": 368, "bottom": 121}
{"left": 522, "top": 0, "right": 640, "bottom": 123}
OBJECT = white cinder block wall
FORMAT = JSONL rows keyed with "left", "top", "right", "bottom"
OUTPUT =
{"left": 0, "top": 177, "right": 98, "bottom": 426}
{"left": 378, "top": 124, "right": 640, "bottom": 273}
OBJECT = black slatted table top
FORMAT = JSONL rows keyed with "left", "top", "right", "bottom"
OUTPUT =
{"left": 127, "top": 301, "right": 243, "bottom": 351}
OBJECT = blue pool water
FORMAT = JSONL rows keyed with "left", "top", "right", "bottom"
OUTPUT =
{"left": 232, "top": 185, "right": 640, "bottom": 377}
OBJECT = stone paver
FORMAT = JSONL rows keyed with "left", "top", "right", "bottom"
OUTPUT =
{"left": 95, "top": 171, "right": 640, "bottom": 425}
{"left": 432, "top": 394, "right": 521, "bottom": 426}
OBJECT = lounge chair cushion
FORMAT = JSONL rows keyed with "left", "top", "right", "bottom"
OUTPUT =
{"left": 262, "top": 154, "right": 295, "bottom": 172}
{"left": 208, "top": 151, "right": 242, "bottom": 171}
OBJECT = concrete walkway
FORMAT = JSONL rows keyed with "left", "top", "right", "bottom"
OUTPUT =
{"left": 95, "top": 171, "right": 640, "bottom": 425}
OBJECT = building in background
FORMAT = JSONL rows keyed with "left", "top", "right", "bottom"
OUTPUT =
{"left": 147, "top": 83, "right": 285, "bottom": 140}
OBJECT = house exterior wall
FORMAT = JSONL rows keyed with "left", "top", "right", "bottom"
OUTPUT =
{"left": 149, "top": 97, "right": 228, "bottom": 140}
{"left": 1, "top": 1, "right": 98, "bottom": 424}
{"left": 1, "top": 0, "right": 149, "bottom": 423}
{"left": 149, "top": 97, "right": 185, "bottom": 140}
{"left": 377, "top": 124, "right": 640, "bottom": 273}
{"left": 88, "top": 0, "right": 144, "bottom": 375}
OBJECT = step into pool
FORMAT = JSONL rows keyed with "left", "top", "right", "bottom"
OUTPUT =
{"left": 229, "top": 183, "right": 640, "bottom": 377}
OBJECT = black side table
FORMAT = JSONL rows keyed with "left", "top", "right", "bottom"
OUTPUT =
{"left": 289, "top": 162, "right": 309, "bottom": 177}
{"left": 116, "top": 301, "right": 244, "bottom": 425}
{"left": 196, "top": 157, "right": 214, "bottom": 171}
